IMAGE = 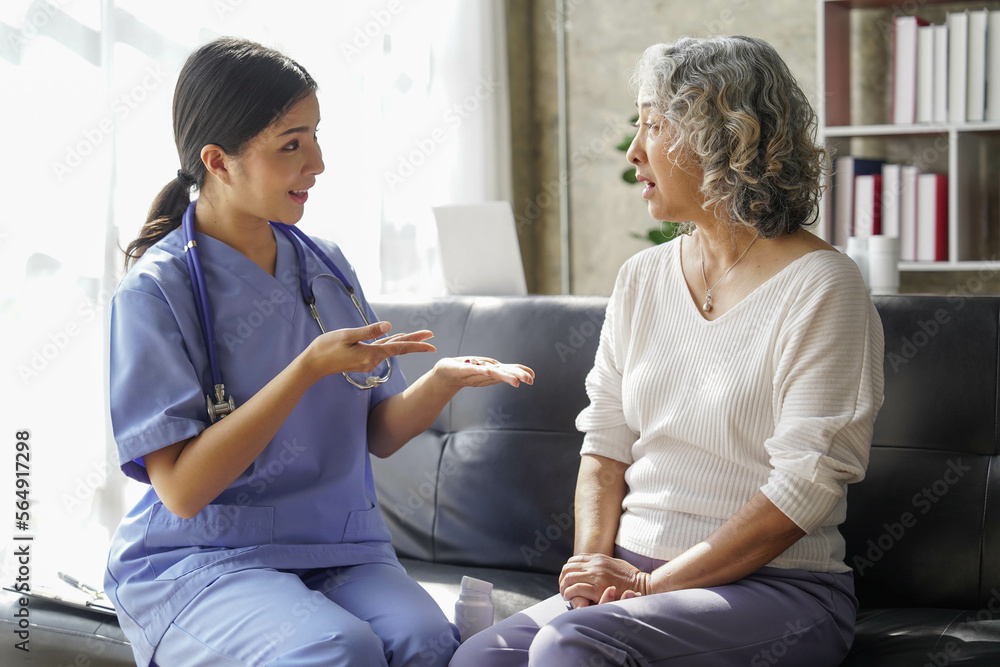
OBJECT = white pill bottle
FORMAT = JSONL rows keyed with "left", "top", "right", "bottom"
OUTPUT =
{"left": 454, "top": 576, "right": 495, "bottom": 643}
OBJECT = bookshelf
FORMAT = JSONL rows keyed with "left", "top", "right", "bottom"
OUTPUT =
{"left": 818, "top": 0, "right": 1000, "bottom": 271}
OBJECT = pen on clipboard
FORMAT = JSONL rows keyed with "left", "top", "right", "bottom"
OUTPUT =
{"left": 58, "top": 571, "right": 104, "bottom": 599}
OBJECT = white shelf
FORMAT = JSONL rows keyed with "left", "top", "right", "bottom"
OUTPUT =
{"left": 817, "top": 0, "right": 1000, "bottom": 273}
{"left": 824, "top": 122, "right": 1000, "bottom": 137}
{"left": 900, "top": 261, "right": 1000, "bottom": 272}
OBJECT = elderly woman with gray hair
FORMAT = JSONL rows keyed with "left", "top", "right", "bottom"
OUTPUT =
{"left": 450, "top": 35, "right": 884, "bottom": 666}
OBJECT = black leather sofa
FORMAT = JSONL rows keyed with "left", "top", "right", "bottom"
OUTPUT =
{"left": 4, "top": 294, "right": 999, "bottom": 665}
{"left": 370, "top": 294, "right": 1000, "bottom": 666}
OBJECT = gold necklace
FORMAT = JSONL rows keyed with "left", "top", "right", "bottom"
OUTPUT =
{"left": 698, "top": 232, "right": 759, "bottom": 313}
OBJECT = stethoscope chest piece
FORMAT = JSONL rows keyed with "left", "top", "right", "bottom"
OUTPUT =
{"left": 181, "top": 202, "right": 391, "bottom": 423}
{"left": 207, "top": 383, "right": 236, "bottom": 423}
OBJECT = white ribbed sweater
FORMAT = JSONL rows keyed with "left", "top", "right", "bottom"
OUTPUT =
{"left": 577, "top": 238, "right": 885, "bottom": 572}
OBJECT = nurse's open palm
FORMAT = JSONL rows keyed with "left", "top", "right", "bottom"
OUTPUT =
{"left": 305, "top": 321, "right": 435, "bottom": 378}
{"left": 433, "top": 357, "right": 535, "bottom": 388}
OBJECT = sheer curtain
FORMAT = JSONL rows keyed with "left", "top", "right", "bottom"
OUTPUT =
{"left": 0, "top": 0, "right": 510, "bottom": 591}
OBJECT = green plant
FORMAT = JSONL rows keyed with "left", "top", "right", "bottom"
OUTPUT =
{"left": 619, "top": 113, "right": 681, "bottom": 245}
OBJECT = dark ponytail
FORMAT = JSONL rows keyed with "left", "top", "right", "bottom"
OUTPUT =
{"left": 124, "top": 37, "right": 317, "bottom": 268}
{"left": 124, "top": 177, "right": 193, "bottom": 268}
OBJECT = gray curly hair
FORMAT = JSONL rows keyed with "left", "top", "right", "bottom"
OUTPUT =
{"left": 631, "top": 35, "right": 827, "bottom": 238}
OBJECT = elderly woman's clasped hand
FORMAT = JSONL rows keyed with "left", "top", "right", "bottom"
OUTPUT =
{"left": 559, "top": 553, "right": 652, "bottom": 607}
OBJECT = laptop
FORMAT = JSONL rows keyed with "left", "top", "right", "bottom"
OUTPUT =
{"left": 432, "top": 202, "right": 528, "bottom": 296}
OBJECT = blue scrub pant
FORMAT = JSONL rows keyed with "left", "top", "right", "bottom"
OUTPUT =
{"left": 151, "top": 563, "right": 459, "bottom": 667}
{"left": 449, "top": 547, "right": 857, "bottom": 667}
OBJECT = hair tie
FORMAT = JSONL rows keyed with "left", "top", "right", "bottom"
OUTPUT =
{"left": 176, "top": 170, "right": 197, "bottom": 188}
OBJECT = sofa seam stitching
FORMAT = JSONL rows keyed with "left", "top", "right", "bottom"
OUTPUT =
{"left": 930, "top": 610, "right": 969, "bottom": 656}
{"left": 987, "top": 302, "right": 1000, "bottom": 602}
{"left": 433, "top": 298, "right": 474, "bottom": 563}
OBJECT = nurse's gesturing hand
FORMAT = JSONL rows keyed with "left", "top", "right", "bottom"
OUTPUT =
{"left": 366, "top": 354, "right": 535, "bottom": 459}
{"left": 145, "top": 320, "right": 437, "bottom": 520}
{"left": 432, "top": 357, "right": 535, "bottom": 388}
{"left": 302, "top": 321, "right": 436, "bottom": 379}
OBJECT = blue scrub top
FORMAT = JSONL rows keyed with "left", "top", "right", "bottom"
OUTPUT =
{"left": 105, "top": 226, "right": 407, "bottom": 667}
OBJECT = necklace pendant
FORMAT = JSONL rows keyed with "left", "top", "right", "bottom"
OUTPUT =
{"left": 702, "top": 291, "right": 713, "bottom": 312}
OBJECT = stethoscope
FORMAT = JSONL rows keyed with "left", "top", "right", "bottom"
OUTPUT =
{"left": 181, "top": 201, "right": 391, "bottom": 423}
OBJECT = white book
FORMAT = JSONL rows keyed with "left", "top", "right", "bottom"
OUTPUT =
{"left": 854, "top": 175, "right": 880, "bottom": 237}
{"left": 819, "top": 169, "right": 833, "bottom": 242}
{"left": 893, "top": 16, "right": 924, "bottom": 124}
{"left": 933, "top": 25, "right": 949, "bottom": 124}
{"left": 900, "top": 165, "right": 920, "bottom": 261}
{"left": 916, "top": 25, "right": 935, "bottom": 123}
{"left": 967, "top": 9, "right": 988, "bottom": 122}
{"left": 833, "top": 157, "right": 883, "bottom": 246}
{"left": 881, "top": 163, "right": 901, "bottom": 238}
{"left": 988, "top": 11, "right": 1000, "bottom": 121}
{"left": 948, "top": 12, "right": 968, "bottom": 124}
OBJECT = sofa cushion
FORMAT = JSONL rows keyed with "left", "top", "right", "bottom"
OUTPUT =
{"left": 842, "top": 607, "right": 1000, "bottom": 666}
{"left": 0, "top": 589, "right": 134, "bottom": 666}
{"left": 844, "top": 296, "right": 1000, "bottom": 611}
{"left": 371, "top": 296, "right": 608, "bottom": 574}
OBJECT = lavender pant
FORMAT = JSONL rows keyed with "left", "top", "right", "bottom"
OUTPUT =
{"left": 449, "top": 547, "right": 856, "bottom": 667}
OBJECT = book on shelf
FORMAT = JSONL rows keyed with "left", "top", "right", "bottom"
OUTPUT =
{"left": 916, "top": 173, "right": 948, "bottom": 262}
{"left": 948, "top": 11, "right": 968, "bottom": 124}
{"left": 933, "top": 24, "right": 949, "bottom": 124}
{"left": 900, "top": 165, "right": 920, "bottom": 262}
{"left": 916, "top": 25, "right": 934, "bottom": 124}
{"left": 988, "top": 11, "right": 1000, "bottom": 122}
{"left": 881, "top": 164, "right": 901, "bottom": 239}
{"left": 854, "top": 174, "right": 882, "bottom": 237}
{"left": 892, "top": 15, "right": 929, "bottom": 124}
{"left": 967, "top": 9, "right": 988, "bottom": 123}
{"left": 833, "top": 157, "right": 884, "bottom": 246}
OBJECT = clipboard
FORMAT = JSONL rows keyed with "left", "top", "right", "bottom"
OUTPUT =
{"left": 3, "top": 586, "right": 117, "bottom": 616}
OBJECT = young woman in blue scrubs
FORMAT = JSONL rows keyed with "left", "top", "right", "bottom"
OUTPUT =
{"left": 105, "top": 37, "right": 533, "bottom": 667}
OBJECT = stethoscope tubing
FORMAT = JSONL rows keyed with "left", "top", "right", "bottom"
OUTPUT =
{"left": 180, "top": 201, "right": 389, "bottom": 420}
{"left": 182, "top": 202, "right": 224, "bottom": 389}
{"left": 271, "top": 222, "right": 355, "bottom": 300}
